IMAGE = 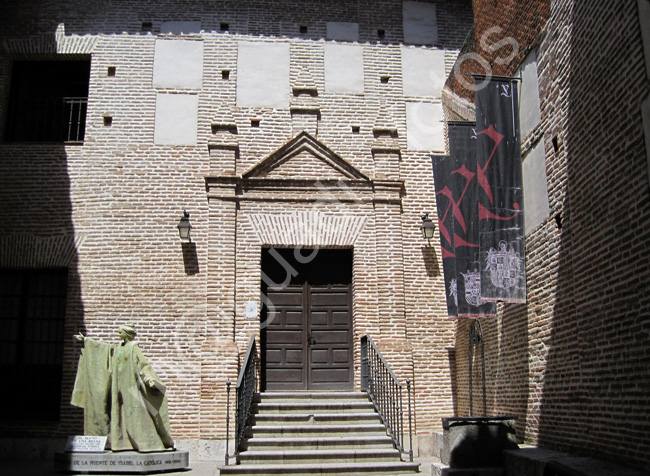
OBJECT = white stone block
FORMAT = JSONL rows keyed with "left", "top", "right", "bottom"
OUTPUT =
{"left": 324, "top": 43, "right": 364, "bottom": 94}
{"left": 160, "top": 21, "right": 202, "bottom": 35}
{"left": 523, "top": 140, "right": 550, "bottom": 233}
{"left": 403, "top": 1, "right": 438, "bottom": 45}
{"left": 237, "top": 42, "right": 290, "bottom": 108}
{"left": 518, "top": 50, "right": 542, "bottom": 139}
{"left": 153, "top": 39, "right": 203, "bottom": 90}
{"left": 406, "top": 102, "right": 445, "bottom": 151}
{"left": 154, "top": 93, "right": 199, "bottom": 145}
{"left": 326, "top": 22, "right": 360, "bottom": 41}
{"left": 402, "top": 47, "right": 446, "bottom": 97}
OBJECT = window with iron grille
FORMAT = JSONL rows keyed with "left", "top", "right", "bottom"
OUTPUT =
{"left": 5, "top": 60, "right": 90, "bottom": 142}
{"left": 0, "top": 269, "right": 68, "bottom": 420}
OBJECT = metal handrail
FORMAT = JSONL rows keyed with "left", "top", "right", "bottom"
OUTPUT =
{"left": 361, "top": 335, "right": 413, "bottom": 462}
{"left": 225, "top": 336, "right": 257, "bottom": 465}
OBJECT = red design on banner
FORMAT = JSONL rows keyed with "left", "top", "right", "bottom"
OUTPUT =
{"left": 478, "top": 202, "right": 520, "bottom": 221}
{"left": 476, "top": 125, "right": 504, "bottom": 205}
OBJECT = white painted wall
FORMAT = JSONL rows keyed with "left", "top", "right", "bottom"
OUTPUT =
{"left": 518, "top": 50, "right": 542, "bottom": 139}
{"left": 406, "top": 102, "right": 445, "bottom": 151}
{"left": 326, "top": 22, "right": 360, "bottom": 42}
{"left": 160, "top": 21, "right": 202, "bottom": 35}
{"left": 522, "top": 140, "right": 550, "bottom": 233}
{"left": 402, "top": 47, "right": 446, "bottom": 97}
{"left": 403, "top": 1, "right": 438, "bottom": 45}
{"left": 324, "top": 44, "right": 364, "bottom": 94}
{"left": 236, "top": 42, "right": 290, "bottom": 108}
{"left": 153, "top": 39, "right": 204, "bottom": 90}
{"left": 154, "top": 93, "right": 199, "bottom": 145}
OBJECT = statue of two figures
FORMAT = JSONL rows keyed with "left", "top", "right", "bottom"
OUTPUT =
{"left": 71, "top": 325, "right": 174, "bottom": 452}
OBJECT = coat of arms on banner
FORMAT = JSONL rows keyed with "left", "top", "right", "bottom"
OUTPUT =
{"left": 460, "top": 270, "right": 482, "bottom": 306}
{"left": 485, "top": 241, "right": 523, "bottom": 289}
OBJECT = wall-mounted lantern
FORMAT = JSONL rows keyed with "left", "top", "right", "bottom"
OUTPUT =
{"left": 177, "top": 210, "right": 192, "bottom": 242}
{"left": 420, "top": 213, "right": 436, "bottom": 242}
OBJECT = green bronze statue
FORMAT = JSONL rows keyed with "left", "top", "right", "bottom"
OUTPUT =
{"left": 72, "top": 325, "right": 174, "bottom": 452}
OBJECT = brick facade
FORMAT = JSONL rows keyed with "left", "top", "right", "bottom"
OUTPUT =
{"left": 0, "top": 0, "right": 473, "bottom": 459}
{"left": 444, "top": 0, "right": 650, "bottom": 471}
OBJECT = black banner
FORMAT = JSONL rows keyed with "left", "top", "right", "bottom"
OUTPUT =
{"left": 432, "top": 122, "right": 496, "bottom": 317}
{"left": 475, "top": 79, "right": 526, "bottom": 303}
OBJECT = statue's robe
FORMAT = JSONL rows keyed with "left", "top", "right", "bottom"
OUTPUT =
{"left": 71, "top": 338, "right": 174, "bottom": 452}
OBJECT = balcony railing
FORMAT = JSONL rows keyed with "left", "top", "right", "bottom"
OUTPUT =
{"left": 5, "top": 96, "right": 88, "bottom": 142}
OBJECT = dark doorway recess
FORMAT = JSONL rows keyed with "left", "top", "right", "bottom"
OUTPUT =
{"left": 261, "top": 248, "right": 353, "bottom": 391}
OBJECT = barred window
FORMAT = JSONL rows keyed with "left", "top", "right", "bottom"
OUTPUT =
{"left": 4, "top": 60, "right": 90, "bottom": 143}
{"left": 0, "top": 269, "right": 68, "bottom": 420}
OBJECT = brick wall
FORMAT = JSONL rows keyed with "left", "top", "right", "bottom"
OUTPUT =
{"left": 444, "top": 0, "right": 650, "bottom": 471}
{"left": 0, "top": 0, "right": 474, "bottom": 453}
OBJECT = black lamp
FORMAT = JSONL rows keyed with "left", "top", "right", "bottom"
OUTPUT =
{"left": 420, "top": 213, "right": 436, "bottom": 241}
{"left": 177, "top": 210, "right": 192, "bottom": 242}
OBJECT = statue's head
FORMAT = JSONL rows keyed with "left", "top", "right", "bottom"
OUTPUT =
{"left": 118, "top": 325, "right": 137, "bottom": 341}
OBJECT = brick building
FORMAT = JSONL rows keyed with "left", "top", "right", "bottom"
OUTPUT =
{"left": 0, "top": 0, "right": 472, "bottom": 463}
{"left": 444, "top": 0, "right": 650, "bottom": 472}
{"left": 1, "top": 0, "right": 649, "bottom": 473}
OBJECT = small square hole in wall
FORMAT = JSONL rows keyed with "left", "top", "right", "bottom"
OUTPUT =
{"left": 299, "top": 25, "right": 308, "bottom": 34}
{"left": 222, "top": 70, "right": 230, "bottom": 80}
{"left": 142, "top": 21, "right": 153, "bottom": 32}
{"left": 251, "top": 119, "right": 261, "bottom": 128}
{"left": 381, "top": 76, "right": 390, "bottom": 84}
{"left": 352, "top": 126, "right": 360, "bottom": 134}
{"left": 220, "top": 22, "right": 229, "bottom": 31}
{"left": 377, "top": 29, "right": 386, "bottom": 39}
{"left": 552, "top": 136, "right": 560, "bottom": 153}
{"left": 107, "top": 66, "right": 116, "bottom": 77}
{"left": 103, "top": 116, "right": 113, "bottom": 127}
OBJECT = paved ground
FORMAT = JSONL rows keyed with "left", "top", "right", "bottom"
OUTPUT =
{"left": 0, "top": 456, "right": 438, "bottom": 476}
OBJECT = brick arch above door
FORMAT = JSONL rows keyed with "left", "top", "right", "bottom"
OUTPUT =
{"left": 248, "top": 211, "right": 367, "bottom": 248}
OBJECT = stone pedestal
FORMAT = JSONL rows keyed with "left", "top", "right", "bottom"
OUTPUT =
{"left": 441, "top": 416, "right": 518, "bottom": 469}
{"left": 53, "top": 450, "right": 189, "bottom": 473}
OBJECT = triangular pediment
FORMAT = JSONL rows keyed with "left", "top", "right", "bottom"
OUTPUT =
{"left": 243, "top": 131, "right": 369, "bottom": 181}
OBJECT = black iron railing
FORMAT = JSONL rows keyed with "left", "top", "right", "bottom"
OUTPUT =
{"left": 225, "top": 336, "right": 257, "bottom": 465}
{"left": 5, "top": 96, "right": 88, "bottom": 142}
{"left": 361, "top": 335, "right": 413, "bottom": 462}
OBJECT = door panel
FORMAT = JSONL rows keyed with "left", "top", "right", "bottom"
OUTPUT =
{"left": 264, "top": 285, "right": 306, "bottom": 390}
{"left": 307, "top": 283, "right": 352, "bottom": 390}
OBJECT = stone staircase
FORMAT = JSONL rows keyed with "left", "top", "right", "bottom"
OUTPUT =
{"left": 219, "top": 391, "right": 420, "bottom": 475}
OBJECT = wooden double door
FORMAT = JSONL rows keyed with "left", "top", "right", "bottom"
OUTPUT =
{"left": 261, "top": 248, "right": 353, "bottom": 391}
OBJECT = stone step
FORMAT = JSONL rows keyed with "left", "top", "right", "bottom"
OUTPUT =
{"left": 238, "top": 448, "right": 402, "bottom": 464}
{"left": 246, "top": 423, "right": 388, "bottom": 438}
{"left": 219, "top": 461, "right": 421, "bottom": 475}
{"left": 251, "top": 412, "right": 380, "bottom": 426}
{"left": 243, "top": 435, "right": 396, "bottom": 451}
{"left": 258, "top": 392, "right": 371, "bottom": 404}
{"left": 254, "top": 401, "right": 376, "bottom": 414}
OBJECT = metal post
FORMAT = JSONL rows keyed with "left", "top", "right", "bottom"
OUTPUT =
{"left": 225, "top": 380, "right": 231, "bottom": 466}
{"left": 406, "top": 379, "right": 413, "bottom": 462}
{"left": 481, "top": 333, "right": 487, "bottom": 416}
{"left": 468, "top": 333, "right": 474, "bottom": 417}
{"left": 361, "top": 336, "right": 368, "bottom": 391}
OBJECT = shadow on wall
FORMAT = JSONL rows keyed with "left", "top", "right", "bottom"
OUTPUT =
{"left": 447, "top": 347, "right": 458, "bottom": 416}
{"left": 182, "top": 242, "right": 200, "bottom": 275}
{"left": 445, "top": 419, "right": 519, "bottom": 468}
{"left": 452, "top": 315, "right": 529, "bottom": 442}
{"left": 0, "top": 142, "right": 86, "bottom": 438}
{"left": 537, "top": 0, "right": 650, "bottom": 470}
{"left": 0, "top": 0, "right": 472, "bottom": 50}
{"left": 421, "top": 245, "right": 440, "bottom": 277}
